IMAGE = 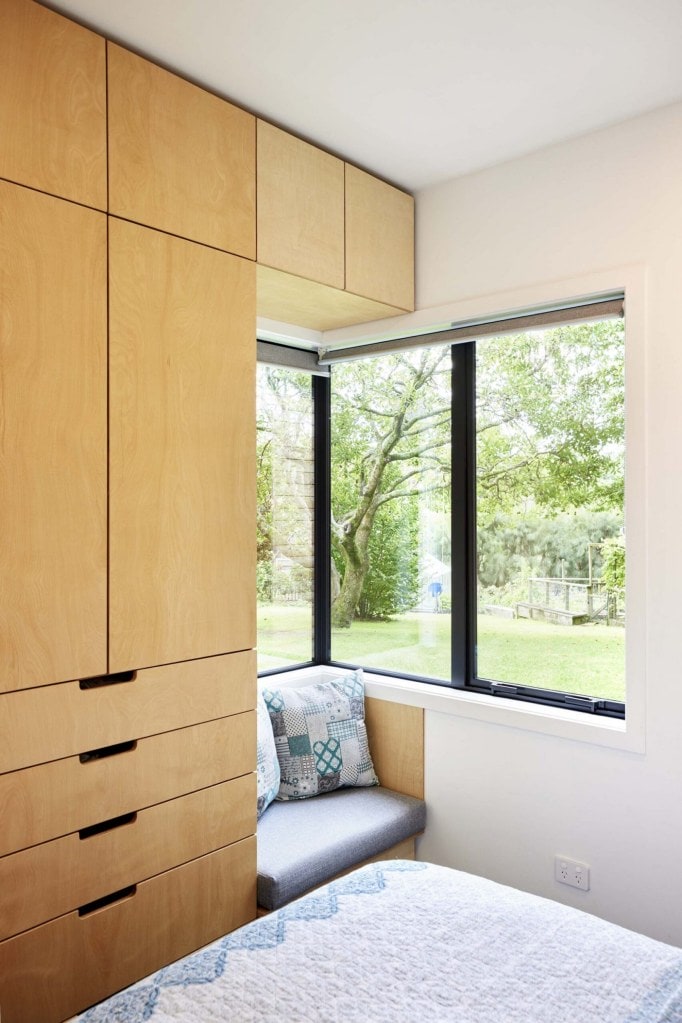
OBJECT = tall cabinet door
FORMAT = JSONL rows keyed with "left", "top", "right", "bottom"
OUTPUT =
{"left": 109, "top": 219, "right": 256, "bottom": 672}
{"left": 0, "top": 181, "right": 107, "bottom": 693}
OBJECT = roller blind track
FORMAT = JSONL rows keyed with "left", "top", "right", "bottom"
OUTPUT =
{"left": 318, "top": 295, "right": 624, "bottom": 365}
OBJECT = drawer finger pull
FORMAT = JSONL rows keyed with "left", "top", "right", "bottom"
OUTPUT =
{"left": 79, "top": 739, "right": 137, "bottom": 763}
{"left": 79, "top": 811, "right": 137, "bottom": 840}
{"left": 78, "top": 885, "right": 137, "bottom": 917}
{"left": 79, "top": 670, "right": 137, "bottom": 690}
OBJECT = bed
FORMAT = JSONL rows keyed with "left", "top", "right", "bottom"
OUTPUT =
{"left": 74, "top": 860, "right": 682, "bottom": 1023}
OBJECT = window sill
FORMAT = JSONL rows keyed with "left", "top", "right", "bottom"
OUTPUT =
{"left": 361, "top": 672, "right": 644, "bottom": 754}
{"left": 262, "top": 664, "right": 645, "bottom": 754}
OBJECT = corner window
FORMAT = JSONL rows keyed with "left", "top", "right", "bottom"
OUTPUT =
{"left": 257, "top": 296, "right": 627, "bottom": 718}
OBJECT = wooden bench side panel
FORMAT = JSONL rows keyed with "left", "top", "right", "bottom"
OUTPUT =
{"left": 365, "top": 698, "right": 424, "bottom": 799}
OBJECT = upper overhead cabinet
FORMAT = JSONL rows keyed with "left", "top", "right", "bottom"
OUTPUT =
{"left": 107, "top": 44, "right": 256, "bottom": 258}
{"left": 256, "top": 120, "right": 414, "bottom": 330}
{"left": 345, "top": 164, "right": 415, "bottom": 312}
{"left": 0, "top": 0, "right": 106, "bottom": 209}
{"left": 257, "top": 121, "right": 345, "bottom": 289}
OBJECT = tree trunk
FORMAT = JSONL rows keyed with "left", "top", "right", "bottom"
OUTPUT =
{"left": 331, "top": 520, "right": 372, "bottom": 628}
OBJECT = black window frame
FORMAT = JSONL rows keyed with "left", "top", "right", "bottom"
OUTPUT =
{"left": 256, "top": 320, "right": 626, "bottom": 722}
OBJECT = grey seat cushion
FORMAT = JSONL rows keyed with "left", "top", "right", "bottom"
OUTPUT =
{"left": 257, "top": 786, "right": 426, "bottom": 911}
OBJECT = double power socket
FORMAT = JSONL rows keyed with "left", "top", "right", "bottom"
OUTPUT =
{"left": 554, "top": 855, "right": 590, "bottom": 891}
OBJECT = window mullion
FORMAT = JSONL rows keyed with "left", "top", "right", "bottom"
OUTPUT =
{"left": 451, "top": 342, "right": 474, "bottom": 687}
{"left": 313, "top": 373, "right": 331, "bottom": 664}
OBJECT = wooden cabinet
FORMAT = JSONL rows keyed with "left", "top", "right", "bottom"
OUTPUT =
{"left": 0, "top": 651, "right": 257, "bottom": 1023}
{"left": 257, "top": 120, "right": 345, "bottom": 289}
{"left": 0, "top": 6, "right": 419, "bottom": 1020}
{"left": 108, "top": 218, "right": 256, "bottom": 672}
{"left": 0, "top": 180, "right": 107, "bottom": 694}
{"left": 0, "top": 24, "right": 259, "bottom": 1019}
{"left": 108, "top": 43, "right": 256, "bottom": 258}
{"left": 255, "top": 125, "right": 415, "bottom": 330}
{"left": 0, "top": 0, "right": 106, "bottom": 209}
{"left": 345, "top": 164, "right": 415, "bottom": 312}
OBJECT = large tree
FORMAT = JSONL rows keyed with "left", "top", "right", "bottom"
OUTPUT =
{"left": 331, "top": 348, "right": 451, "bottom": 627}
{"left": 330, "top": 319, "right": 624, "bottom": 628}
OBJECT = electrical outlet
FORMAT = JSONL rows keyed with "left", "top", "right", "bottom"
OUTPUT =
{"left": 554, "top": 855, "right": 590, "bottom": 891}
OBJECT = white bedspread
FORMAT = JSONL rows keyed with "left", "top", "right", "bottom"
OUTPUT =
{"left": 77, "top": 861, "right": 682, "bottom": 1022}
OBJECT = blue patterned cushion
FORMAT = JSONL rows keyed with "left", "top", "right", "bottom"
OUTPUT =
{"left": 262, "top": 670, "right": 379, "bottom": 800}
{"left": 256, "top": 689, "right": 280, "bottom": 818}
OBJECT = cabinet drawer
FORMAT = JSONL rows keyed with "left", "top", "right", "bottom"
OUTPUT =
{"left": 0, "top": 837, "right": 256, "bottom": 1023}
{"left": 0, "top": 713, "right": 254, "bottom": 857}
{"left": 0, "top": 774, "right": 255, "bottom": 941}
{"left": 0, "top": 650, "right": 254, "bottom": 773}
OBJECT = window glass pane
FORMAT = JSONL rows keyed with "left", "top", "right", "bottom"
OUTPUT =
{"left": 475, "top": 318, "right": 625, "bottom": 702}
{"left": 256, "top": 364, "right": 314, "bottom": 670}
{"left": 330, "top": 348, "right": 451, "bottom": 679}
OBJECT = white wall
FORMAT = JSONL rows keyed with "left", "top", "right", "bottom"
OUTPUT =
{"left": 414, "top": 101, "right": 682, "bottom": 945}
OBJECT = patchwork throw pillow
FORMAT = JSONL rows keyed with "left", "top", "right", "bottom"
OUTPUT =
{"left": 262, "top": 669, "right": 379, "bottom": 800}
{"left": 256, "top": 689, "right": 281, "bottom": 818}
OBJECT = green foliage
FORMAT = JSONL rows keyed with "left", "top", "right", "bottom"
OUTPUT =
{"left": 256, "top": 364, "right": 314, "bottom": 603}
{"left": 477, "top": 509, "right": 623, "bottom": 590}
{"left": 476, "top": 319, "right": 625, "bottom": 522}
{"left": 601, "top": 536, "right": 626, "bottom": 592}
{"left": 256, "top": 559, "right": 272, "bottom": 602}
{"left": 355, "top": 501, "right": 420, "bottom": 619}
{"left": 256, "top": 429, "right": 272, "bottom": 565}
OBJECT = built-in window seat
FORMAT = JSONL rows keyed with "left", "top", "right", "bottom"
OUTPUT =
{"left": 257, "top": 785, "right": 426, "bottom": 911}
{"left": 256, "top": 675, "right": 426, "bottom": 913}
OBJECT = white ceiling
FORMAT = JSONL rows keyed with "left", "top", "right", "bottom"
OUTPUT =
{"left": 47, "top": 0, "right": 682, "bottom": 193}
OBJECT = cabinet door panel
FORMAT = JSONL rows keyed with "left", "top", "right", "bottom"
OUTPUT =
{"left": 0, "top": 181, "right": 107, "bottom": 693}
{"left": 0, "top": 0, "right": 106, "bottom": 208}
{"left": 345, "top": 165, "right": 414, "bottom": 311}
{"left": 109, "top": 219, "right": 255, "bottom": 672}
{"left": 108, "top": 43, "right": 255, "bottom": 258}
{"left": 257, "top": 121, "right": 344, "bottom": 289}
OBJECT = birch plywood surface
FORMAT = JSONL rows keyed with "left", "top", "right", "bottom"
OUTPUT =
{"left": 0, "top": 0, "right": 106, "bottom": 208}
{"left": 0, "top": 838, "right": 256, "bottom": 1023}
{"left": 365, "top": 697, "right": 424, "bottom": 799}
{"left": 0, "top": 650, "right": 255, "bottom": 773}
{"left": 108, "top": 219, "right": 256, "bottom": 672}
{"left": 257, "top": 121, "right": 345, "bottom": 289}
{"left": 0, "top": 712, "right": 255, "bottom": 857}
{"left": 0, "top": 181, "right": 107, "bottom": 693}
{"left": 0, "top": 774, "right": 255, "bottom": 941}
{"left": 108, "top": 43, "right": 255, "bottom": 258}
{"left": 256, "top": 263, "right": 408, "bottom": 331}
{"left": 345, "top": 165, "right": 414, "bottom": 312}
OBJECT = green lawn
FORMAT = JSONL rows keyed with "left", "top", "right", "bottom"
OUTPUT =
{"left": 257, "top": 604, "right": 625, "bottom": 702}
